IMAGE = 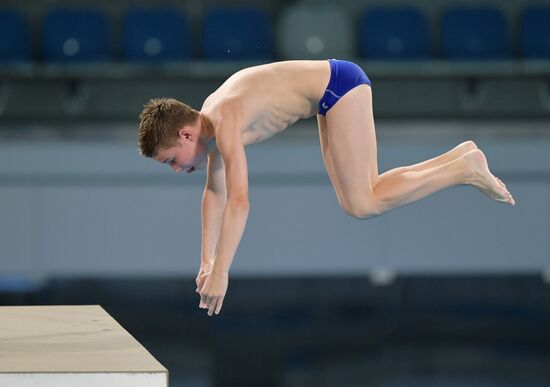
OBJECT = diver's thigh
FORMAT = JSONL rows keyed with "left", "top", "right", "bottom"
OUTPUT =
{"left": 325, "top": 85, "right": 379, "bottom": 197}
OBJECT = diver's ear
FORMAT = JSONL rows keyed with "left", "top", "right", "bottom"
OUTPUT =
{"left": 178, "top": 128, "right": 194, "bottom": 141}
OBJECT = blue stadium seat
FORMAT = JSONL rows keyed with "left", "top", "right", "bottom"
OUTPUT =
{"left": 441, "top": 6, "right": 509, "bottom": 60}
{"left": 202, "top": 7, "right": 271, "bottom": 60}
{"left": 123, "top": 8, "right": 189, "bottom": 62}
{"left": 0, "top": 10, "right": 30, "bottom": 62}
{"left": 359, "top": 7, "right": 429, "bottom": 60}
{"left": 0, "top": 276, "right": 41, "bottom": 294}
{"left": 42, "top": 8, "right": 109, "bottom": 62}
{"left": 521, "top": 6, "right": 550, "bottom": 59}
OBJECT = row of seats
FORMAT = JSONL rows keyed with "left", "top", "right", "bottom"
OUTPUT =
{"left": 1, "top": 5, "right": 550, "bottom": 63}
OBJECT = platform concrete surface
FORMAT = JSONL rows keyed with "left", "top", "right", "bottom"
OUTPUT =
{"left": 0, "top": 305, "right": 168, "bottom": 387}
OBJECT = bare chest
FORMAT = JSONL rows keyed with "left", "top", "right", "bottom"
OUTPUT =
{"left": 203, "top": 60, "right": 330, "bottom": 146}
{"left": 240, "top": 106, "right": 303, "bottom": 145}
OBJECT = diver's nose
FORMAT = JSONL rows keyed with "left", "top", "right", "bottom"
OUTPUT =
{"left": 170, "top": 164, "right": 182, "bottom": 173}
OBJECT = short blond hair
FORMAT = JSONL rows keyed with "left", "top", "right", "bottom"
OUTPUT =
{"left": 138, "top": 98, "right": 199, "bottom": 157}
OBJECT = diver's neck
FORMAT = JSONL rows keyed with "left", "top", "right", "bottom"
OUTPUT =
{"left": 199, "top": 114, "right": 215, "bottom": 142}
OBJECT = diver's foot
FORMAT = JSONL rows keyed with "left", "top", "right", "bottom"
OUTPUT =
{"left": 464, "top": 150, "right": 515, "bottom": 206}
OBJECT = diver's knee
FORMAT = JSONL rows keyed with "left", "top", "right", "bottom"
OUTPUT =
{"left": 341, "top": 196, "right": 382, "bottom": 219}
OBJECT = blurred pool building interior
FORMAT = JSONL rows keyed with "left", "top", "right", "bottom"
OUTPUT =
{"left": 1, "top": 0, "right": 550, "bottom": 386}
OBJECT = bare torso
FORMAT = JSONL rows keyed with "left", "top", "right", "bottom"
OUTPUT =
{"left": 201, "top": 60, "right": 331, "bottom": 146}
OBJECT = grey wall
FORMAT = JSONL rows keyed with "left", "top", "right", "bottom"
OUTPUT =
{"left": 1, "top": 120, "right": 548, "bottom": 280}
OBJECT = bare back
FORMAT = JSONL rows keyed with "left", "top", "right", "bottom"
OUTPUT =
{"left": 201, "top": 60, "right": 331, "bottom": 146}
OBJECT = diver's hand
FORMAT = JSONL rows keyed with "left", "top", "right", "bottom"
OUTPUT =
{"left": 198, "top": 270, "right": 228, "bottom": 316}
{"left": 195, "top": 259, "right": 214, "bottom": 294}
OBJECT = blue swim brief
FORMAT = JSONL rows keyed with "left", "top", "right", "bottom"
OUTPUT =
{"left": 318, "top": 59, "right": 371, "bottom": 116}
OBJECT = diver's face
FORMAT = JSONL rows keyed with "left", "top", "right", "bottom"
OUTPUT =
{"left": 154, "top": 131, "right": 207, "bottom": 174}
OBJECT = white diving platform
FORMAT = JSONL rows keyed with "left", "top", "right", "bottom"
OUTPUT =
{"left": 0, "top": 305, "right": 168, "bottom": 387}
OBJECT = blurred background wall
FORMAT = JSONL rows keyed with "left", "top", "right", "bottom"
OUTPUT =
{"left": 1, "top": 0, "right": 549, "bottom": 386}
